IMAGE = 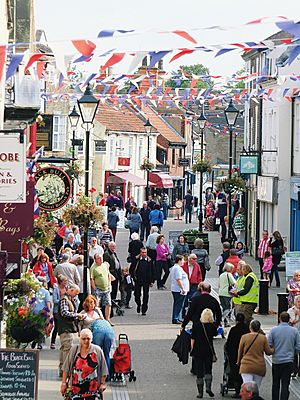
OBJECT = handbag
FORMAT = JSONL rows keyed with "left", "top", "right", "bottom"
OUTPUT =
{"left": 201, "top": 322, "right": 217, "bottom": 362}
{"left": 227, "top": 273, "right": 233, "bottom": 294}
{"left": 237, "top": 333, "right": 259, "bottom": 366}
{"left": 124, "top": 219, "right": 131, "bottom": 229}
{"left": 204, "top": 255, "right": 211, "bottom": 271}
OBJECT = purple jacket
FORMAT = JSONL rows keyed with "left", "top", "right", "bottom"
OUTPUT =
{"left": 156, "top": 243, "right": 170, "bottom": 261}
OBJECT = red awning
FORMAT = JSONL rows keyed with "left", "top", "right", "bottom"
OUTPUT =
{"left": 107, "top": 171, "right": 147, "bottom": 186}
{"left": 149, "top": 172, "right": 174, "bottom": 189}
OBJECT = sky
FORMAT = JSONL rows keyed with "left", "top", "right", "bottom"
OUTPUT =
{"left": 34, "top": 0, "right": 300, "bottom": 78}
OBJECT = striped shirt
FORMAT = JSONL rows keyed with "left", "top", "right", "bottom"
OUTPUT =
{"left": 257, "top": 238, "right": 270, "bottom": 258}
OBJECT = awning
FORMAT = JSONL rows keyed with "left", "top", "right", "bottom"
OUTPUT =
{"left": 107, "top": 171, "right": 147, "bottom": 186}
{"left": 149, "top": 172, "right": 174, "bottom": 189}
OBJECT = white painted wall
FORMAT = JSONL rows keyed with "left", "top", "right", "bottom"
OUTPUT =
{"left": 0, "top": 3, "right": 9, "bottom": 130}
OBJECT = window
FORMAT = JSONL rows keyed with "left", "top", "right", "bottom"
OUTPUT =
{"left": 172, "top": 149, "right": 176, "bottom": 165}
{"left": 128, "top": 137, "right": 133, "bottom": 157}
{"left": 118, "top": 137, "right": 124, "bottom": 156}
{"left": 157, "top": 147, "right": 167, "bottom": 164}
{"left": 95, "top": 140, "right": 106, "bottom": 153}
{"left": 109, "top": 138, "right": 115, "bottom": 169}
{"left": 138, "top": 137, "right": 143, "bottom": 166}
{"left": 52, "top": 115, "right": 67, "bottom": 151}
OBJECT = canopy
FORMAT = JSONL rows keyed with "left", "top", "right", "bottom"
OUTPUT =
{"left": 107, "top": 171, "right": 147, "bottom": 186}
{"left": 149, "top": 172, "right": 174, "bottom": 189}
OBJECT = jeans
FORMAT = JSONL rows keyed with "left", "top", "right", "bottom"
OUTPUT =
{"left": 172, "top": 291, "right": 186, "bottom": 322}
{"left": 162, "top": 203, "right": 168, "bottom": 220}
{"left": 219, "top": 296, "right": 232, "bottom": 324}
{"left": 185, "top": 205, "right": 193, "bottom": 223}
{"left": 156, "top": 260, "right": 169, "bottom": 289}
{"left": 93, "top": 330, "right": 114, "bottom": 374}
{"left": 134, "top": 282, "right": 150, "bottom": 314}
{"left": 272, "top": 362, "right": 293, "bottom": 400}
{"left": 270, "top": 262, "right": 281, "bottom": 287}
{"left": 241, "top": 373, "right": 263, "bottom": 388}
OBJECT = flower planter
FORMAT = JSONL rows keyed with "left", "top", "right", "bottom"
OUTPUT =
{"left": 10, "top": 326, "right": 41, "bottom": 343}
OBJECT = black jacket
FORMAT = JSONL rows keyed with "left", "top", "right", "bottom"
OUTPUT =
{"left": 134, "top": 257, "right": 154, "bottom": 284}
{"left": 140, "top": 207, "right": 151, "bottom": 224}
{"left": 225, "top": 322, "right": 249, "bottom": 365}
{"left": 182, "top": 293, "right": 222, "bottom": 328}
{"left": 171, "top": 329, "right": 191, "bottom": 365}
{"left": 103, "top": 249, "right": 121, "bottom": 279}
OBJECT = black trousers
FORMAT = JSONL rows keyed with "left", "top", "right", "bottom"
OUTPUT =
{"left": 193, "top": 355, "right": 213, "bottom": 378}
{"left": 272, "top": 362, "right": 293, "bottom": 400}
{"left": 134, "top": 282, "right": 150, "bottom": 314}
{"left": 258, "top": 257, "right": 264, "bottom": 279}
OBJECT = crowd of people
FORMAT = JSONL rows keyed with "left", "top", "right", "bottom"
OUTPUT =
{"left": 23, "top": 189, "right": 300, "bottom": 400}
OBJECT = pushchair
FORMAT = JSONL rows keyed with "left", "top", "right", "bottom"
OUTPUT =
{"left": 111, "top": 333, "right": 136, "bottom": 382}
{"left": 112, "top": 299, "right": 125, "bottom": 316}
{"left": 220, "top": 349, "right": 237, "bottom": 396}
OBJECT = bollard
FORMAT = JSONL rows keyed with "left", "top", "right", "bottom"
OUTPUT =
{"left": 277, "top": 292, "right": 289, "bottom": 323}
{"left": 258, "top": 279, "right": 269, "bottom": 315}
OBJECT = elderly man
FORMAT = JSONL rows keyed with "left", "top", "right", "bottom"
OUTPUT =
{"left": 64, "top": 233, "right": 77, "bottom": 252}
{"left": 215, "top": 241, "right": 231, "bottom": 276}
{"left": 53, "top": 253, "right": 80, "bottom": 287}
{"left": 103, "top": 241, "right": 122, "bottom": 301}
{"left": 88, "top": 237, "right": 104, "bottom": 259}
{"left": 181, "top": 281, "right": 222, "bottom": 329}
{"left": 182, "top": 254, "right": 202, "bottom": 317}
{"left": 240, "top": 381, "right": 264, "bottom": 400}
{"left": 140, "top": 201, "right": 151, "bottom": 241}
{"left": 57, "top": 284, "right": 84, "bottom": 377}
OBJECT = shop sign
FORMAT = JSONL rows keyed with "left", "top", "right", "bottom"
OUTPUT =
{"left": 35, "top": 167, "right": 71, "bottom": 211}
{"left": 257, "top": 176, "right": 278, "bottom": 204}
{"left": 285, "top": 252, "right": 300, "bottom": 277}
{"left": 240, "top": 155, "right": 259, "bottom": 174}
{"left": 0, "top": 132, "right": 26, "bottom": 203}
{"left": 118, "top": 157, "right": 130, "bottom": 166}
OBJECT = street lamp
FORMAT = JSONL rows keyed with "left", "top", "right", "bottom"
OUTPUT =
{"left": 68, "top": 105, "right": 80, "bottom": 203}
{"left": 77, "top": 83, "right": 99, "bottom": 298}
{"left": 196, "top": 108, "right": 207, "bottom": 232}
{"left": 144, "top": 118, "right": 153, "bottom": 200}
{"left": 224, "top": 99, "right": 239, "bottom": 243}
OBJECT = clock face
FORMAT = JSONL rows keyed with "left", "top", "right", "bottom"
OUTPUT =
{"left": 35, "top": 167, "right": 72, "bottom": 211}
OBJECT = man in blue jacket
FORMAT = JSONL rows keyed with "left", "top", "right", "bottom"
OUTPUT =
{"left": 149, "top": 204, "right": 164, "bottom": 232}
{"left": 268, "top": 312, "right": 300, "bottom": 400}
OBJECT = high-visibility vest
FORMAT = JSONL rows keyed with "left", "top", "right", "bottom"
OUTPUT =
{"left": 239, "top": 272, "right": 259, "bottom": 304}
{"left": 232, "top": 275, "right": 246, "bottom": 305}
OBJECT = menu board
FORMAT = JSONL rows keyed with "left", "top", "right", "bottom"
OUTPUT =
{"left": 0, "top": 349, "right": 39, "bottom": 400}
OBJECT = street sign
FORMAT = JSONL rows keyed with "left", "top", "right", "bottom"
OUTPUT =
{"left": 240, "top": 155, "right": 259, "bottom": 174}
{"left": 178, "top": 158, "right": 190, "bottom": 167}
{"left": 285, "top": 252, "right": 300, "bottom": 277}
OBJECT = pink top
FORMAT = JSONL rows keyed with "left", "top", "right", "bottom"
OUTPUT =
{"left": 263, "top": 256, "right": 273, "bottom": 273}
{"left": 156, "top": 243, "right": 170, "bottom": 261}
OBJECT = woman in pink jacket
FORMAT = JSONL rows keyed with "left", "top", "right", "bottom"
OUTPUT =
{"left": 156, "top": 234, "right": 171, "bottom": 290}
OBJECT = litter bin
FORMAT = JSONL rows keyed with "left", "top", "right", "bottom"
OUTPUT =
{"left": 258, "top": 279, "right": 269, "bottom": 315}
{"left": 277, "top": 292, "right": 289, "bottom": 323}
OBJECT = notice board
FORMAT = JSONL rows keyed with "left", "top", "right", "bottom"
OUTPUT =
{"left": 0, "top": 349, "right": 39, "bottom": 400}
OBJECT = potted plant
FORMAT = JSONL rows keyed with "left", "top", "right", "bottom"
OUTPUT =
{"left": 24, "top": 214, "right": 58, "bottom": 248}
{"left": 140, "top": 157, "right": 154, "bottom": 172}
{"left": 65, "top": 161, "right": 83, "bottom": 180}
{"left": 192, "top": 156, "right": 212, "bottom": 174}
{"left": 4, "top": 272, "right": 51, "bottom": 345}
{"left": 62, "top": 193, "right": 105, "bottom": 229}
{"left": 217, "top": 173, "right": 246, "bottom": 194}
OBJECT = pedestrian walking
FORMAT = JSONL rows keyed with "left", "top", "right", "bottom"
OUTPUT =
{"left": 287, "top": 270, "right": 300, "bottom": 308}
{"left": 182, "top": 254, "right": 202, "bottom": 316}
{"left": 61, "top": 329, "right": 107, "bottom": 399}
{"left": 88, "top": 236, "right": 104, "bottom": 260}
{"left": 231, "top": 260, "right": 246, "bottom": 316}
{"left": 268, "top": 311, "right": 300, "bottom": 400}
{"left": 218, "top": 262, "right": 236, "bottom": 327}
{"left": 233, "top": 207, "right": 245, "bottom": 243}
{"left": 184, "top": 189, "right": 194, "bottom": 224}
{"left": 220, "top": 216, "right": 237, "bottom": 245}
{"left": 162, "top": 191, "right": 169, "bottom": 220}
{"left": 237, "top": 320, "right": 274, "bottom": 388}
{"left": 146, "top": 226, "right": 159, "bottom": 277}
{"left": 50, "top": 274, "right": 68, "bottom": 350}
{"left": 236, "top": 241, "right": 245, "bottom": 259}
{"left": 120, "top": 267, "right": 134, "bottom": 309}
{"left": 170, "top": 255, "right": 189, "bottom": 324}
{"left": 32, "top": 252, "right": 56, "bottom": 290}
{"left": 127, "top": 206, "right": 142, "bottom": 236}
{"left": 156, "top": 234, "right": 171, "bottom": 290}
{"left": 225, "top": 313, "right": 249, "bottom": 398}
{"left": 98, "top": 223, "right": 113, "bottom": 249}
{"left": 53, "top": 253, "right": 81, "bottom": 287}
{"left": 191, "top": 308, "right": 218, "bottom": 398}
{"left": 226, "top": 249, "right": 240, "bottom": 275}
{"left": 79, "top": 295, "right": 104, "bottom": 329}
{"left": 257, "top": 230, "right": 270, "bottom": 279}
{"left": 107, "top": 206, "right": 120, "bottom": 240}
{"left": 269, "top": 230, "right": 285, "bottom": 287}
{"left": 147, "top": 194, "right": 156, "bottom": 210}
{"left": 287, "top": 295, "right": 300, "bottom": 377}
{"left": 103, "top": 241, "right": 122, "bottom": 302}
{"left": 149, "top": 204, "right": 164, "bottom": 232}
{"left": 133, "top": 248, "right": 155, "bottom": 316}
{"left": 127, "top": 232, "right": 143, "bottom": 275}
{"left": 215, "top": 241, "right": 231, "bottom": 276}
{"left": 262, "top": 251, "right": 272, "bottom": 284}
{"left": 139, "top": 201, "right": 151, "bottom": 241}
{"left": 193, "top": 238, "right": 210, "bottom": 281}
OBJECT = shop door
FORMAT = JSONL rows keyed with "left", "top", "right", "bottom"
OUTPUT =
{"left": 290, "top": 200, "right": 300, "bottom": 251}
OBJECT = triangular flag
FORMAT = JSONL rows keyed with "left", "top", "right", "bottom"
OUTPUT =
{"left": 170, "top": 48, "right": 194, "bottom": 63}
{"left": 148, "top": 51, "right": 170, "bottom": 68}
{"left": 72, "top": 40, "right": 96, "bottom": 57}
{"left": 173, "top": 30, "right": 197, "bottom": 44}
{"left": 101, "top": 53, "right": 125, "bottom": 70}
{"left": 24, "top": 53, "right": 43, "bottom": 71}
{"left": 6, "top": 53, "right": 24, "bottom": 80}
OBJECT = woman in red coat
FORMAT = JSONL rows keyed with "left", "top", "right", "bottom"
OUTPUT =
{"left": 182, "top": 253, "right": 203, "bottom": 316}
{"left": 33, "top": 253, "right": 56, "bottom": 289}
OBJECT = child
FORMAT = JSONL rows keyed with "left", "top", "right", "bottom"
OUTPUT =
{"left": 120, "top": 267, "right": 134, "bottom": 309}
{"left": 262, "top": 250, "right": 273, "bottom": 283}
{"left": 236, "top": 242, "right": 245, "bottom": 259}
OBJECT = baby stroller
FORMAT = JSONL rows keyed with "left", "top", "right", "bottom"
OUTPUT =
{"left": 111, "top": 333, "right": 136, "bottom": 382}
{"left": 112, "top": 299, "right": 125, "bottom": 316}
{"left": 220, "top": 349, "right": 236, "bottom": 396}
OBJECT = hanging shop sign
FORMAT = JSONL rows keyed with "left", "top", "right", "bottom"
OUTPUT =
{"left": 35, "top": 167, "right": 71, "bottom": 211}
{"left": 257, "top": 176, "right": 278, "bottom": 204}
{"left": 0, "top": 132, "right": 26, "bottom": 203}
{"left": 240, "top": 155, "right": 259, "bottom": 174}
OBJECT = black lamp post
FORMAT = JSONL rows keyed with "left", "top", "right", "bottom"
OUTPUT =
{"left": 224, "top": 99, "right": 239, "bottom": 243}
{"left": 77, "top": 84, "right": 99, "bottom": 298}
{"left": 68, "top": 105, "right": 80, "bottom": 203}
{"left": 197, "top": 109, "right": 207, "bottom": 232}
{"left": 144, "top": 118, "right": 153, "bottom": 200}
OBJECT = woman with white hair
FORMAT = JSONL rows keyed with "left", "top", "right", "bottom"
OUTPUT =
{"left": 287, "top": 270, "right": 300, "bottom": 308}
{"left": 288, "top": 295, "right": 300, "bottom": 377}
{"left": 191, "top": 308, "right": 218, "bottom": 398}
{"left": 219, "top": 262, "right": 236, "bottom": 327}
{"left": 61, "top": 328, "right": 108, "bottom": 399}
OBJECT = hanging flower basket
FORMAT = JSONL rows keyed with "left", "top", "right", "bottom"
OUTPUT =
{"left": 217, "top": 175, "right": 246, "bottom": 194}
{"left": 65, "top": 161, "right": 83, "bottom": 180}
{"left": 140, "top": 157, "right": 154, "bottom": 172}
{"left": 10, "top": 326, "right": 41, "bottom": 344}
{"left": 192, "top": 156, "right": 212, "bottom": 173}
{"left": 24, "top": 214, "right": 57, "bottom": 248}
{"left": 62, "top": 193, "right": 105, "bottom": 229}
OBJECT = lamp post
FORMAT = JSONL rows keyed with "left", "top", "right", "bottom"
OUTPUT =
{"left": 144, "top": 118, "right": 153, "bottom": 200}
{"left": 77, "top": 84, "right": 99, "bottom": 298}
{"left": 68, "top": 105, "right": 80, "bottom": 203}
{"left": 224, "top": 99, "right": 239, "bottom": 243}
{"left": 197, "top": 109, "right": 207, "bottom": 232}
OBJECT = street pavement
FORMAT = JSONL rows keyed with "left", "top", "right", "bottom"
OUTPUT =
{"left": 38, "top": 216, "right": 300, "bottom": 400}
